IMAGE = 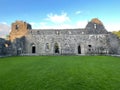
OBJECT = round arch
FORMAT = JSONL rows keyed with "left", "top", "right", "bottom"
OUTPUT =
{"left": 31, "top": 43, "right": 36, "bottom": 53}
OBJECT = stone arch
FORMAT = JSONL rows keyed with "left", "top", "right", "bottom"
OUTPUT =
{"left": 54, "top": 43, "right": 59, "bottom": 53}
{"left": 78, "top": 45, "right": 81, "bottom": 54}
{"left": 31, "top": 43, "right": 36, "bottom": 53}
{"left": 32, "top": 46, "right": 36, "bottom": 53}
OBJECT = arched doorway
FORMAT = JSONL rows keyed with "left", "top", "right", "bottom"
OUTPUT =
{"left": 32, "top": 46, "right": 36, "bottom": 53}
{"left": 31, "top": 43, "right": 36, "bottom": 53}
{"left": 54, "top": 43, "right": 59, "bottom": 53}
{"left": 78, "top": 45, "right": 81, "bottom": 54}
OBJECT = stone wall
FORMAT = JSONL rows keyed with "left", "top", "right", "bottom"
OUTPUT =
{"left": 0, "top": 38, "right": 13, "bottom": 56}
{"left": 6, "top": 18, "right": 120, "bottom": 55}
{"left": 23, "top": 29, "right": 109, "bottom": 55}
{"left": 9, "top": 21, "right": 31, "bottom": 42}
{"left": 0, "top": 38, "right": 6, "bottom": 55}
{"left": 107, "top": 33, "right": 120, "bottom": 54}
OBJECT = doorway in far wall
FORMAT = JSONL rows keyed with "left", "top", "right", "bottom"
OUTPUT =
{"left": 78, "top": 45, "right": 81, "bottom": 54}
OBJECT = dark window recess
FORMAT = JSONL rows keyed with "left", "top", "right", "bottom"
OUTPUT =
{"left": 16, "top": 25, "right": 19, "bottom": 30}
{"left": 88, "top": 45, "right": 92, "bottom": 47}
{"left": 89, "top": 49, "right": 91, "bottom": 51}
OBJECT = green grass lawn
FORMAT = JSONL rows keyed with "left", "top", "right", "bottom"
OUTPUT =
{"left": 0, "top": 56, "right": 120, "bottom": 90}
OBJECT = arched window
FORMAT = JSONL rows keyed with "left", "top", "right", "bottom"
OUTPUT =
{"left": 5, "top": 44, "right": 9, "bottom": 47}
{"left": 68, "top": 31, "right": 72, "bottom": 34}
{"left": 55, "top": 31, "right": 60, "bottom": 35}
{"left": 88, "top": 45, "right": 92, "bottom": 47}
{"left": 46, "top": 43, "right": 49, "bottom": 50}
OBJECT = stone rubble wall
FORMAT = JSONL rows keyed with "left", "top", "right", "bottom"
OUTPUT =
{"left": 1, "top": 18, "right": 120, "bottom": 56}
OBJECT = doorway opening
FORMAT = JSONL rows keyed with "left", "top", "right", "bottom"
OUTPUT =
{"left": 78, "top": 45, "right": 81, "bottom": 54}
{"left": 32, "top": 46, "right": 36, "bottom": 53}
{"left": 54, "top": 43, "right": 59, "bottom": 53}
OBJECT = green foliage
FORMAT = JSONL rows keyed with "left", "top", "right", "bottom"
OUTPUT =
{"left": 112, "top": 31, "right": 120, "bottom": 38}
{"left": 0, "top": 56, "right": 120, "bottom": 90}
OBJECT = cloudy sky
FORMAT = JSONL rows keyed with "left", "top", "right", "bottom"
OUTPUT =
{"left": 0, "top": 0, "right": 120, "bottom": 38}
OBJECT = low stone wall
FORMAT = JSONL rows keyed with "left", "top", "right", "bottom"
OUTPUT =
{"left": 0, "top": 55, "right": 12, "bottom": 58}
{"left": 1, "top": 54, "right": 120, "bottom": 57}
{"left": 107, "top": 54, "right": 120, "bottom": 57}
{"left": 20, "top": 53, "right": 120, "bottom": 57}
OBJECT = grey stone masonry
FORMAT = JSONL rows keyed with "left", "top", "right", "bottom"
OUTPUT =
{"left": 3, "top": 18, "right": 120, "bottom": 55}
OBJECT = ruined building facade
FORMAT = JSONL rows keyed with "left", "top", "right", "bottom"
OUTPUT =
{"left": 1, "top": 18, "right": 120, "bottom": 56}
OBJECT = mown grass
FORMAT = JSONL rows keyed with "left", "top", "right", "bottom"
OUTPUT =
{"left": 0, "top": 56, "right": 120, "bottom": 90}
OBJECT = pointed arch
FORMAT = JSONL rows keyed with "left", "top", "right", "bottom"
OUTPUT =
{"left": 54, "top": 43, "right": 59, "bottom": 53}
{"left": 78, "top": 45, "right": 81, "bottom": 54}
{"left": 31, "top": 43, "right": 36, "bottom": 53}
{"left": 32, "top": 46, "right": 36, "bottom": 53}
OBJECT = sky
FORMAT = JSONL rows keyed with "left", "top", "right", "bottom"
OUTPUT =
{"left": 0, "top": 0, "right": 120, "bottom": 38}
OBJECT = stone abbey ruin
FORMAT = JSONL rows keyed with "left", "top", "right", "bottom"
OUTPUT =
{"left": 0, "top": 18, "right": 120, "bottom": 56}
